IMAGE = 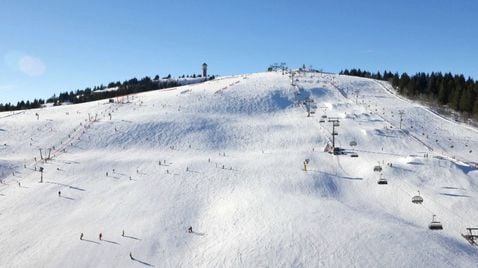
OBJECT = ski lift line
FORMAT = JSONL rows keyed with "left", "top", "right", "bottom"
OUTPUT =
{"left": 392, "top": 172, "right": 472, "bottom": 229}
{"left": 365, "top": 156, "right": 470, "bottom": 231}
{"left": 326, "top": 79, "right": 475, "bottom": 229}
{"left": 51, "top": 104, "right": 114, "bottom": 158}
{"left": 373, "top": 80, "right": 475, "bottom": 163}
{"left": 374, "top": 79, "right": 478, "bottom": 135}
{"left": 18, "top": 103, "right": 115, "bottom": 184}
{"left": 366, "top": 92, "right": 435, "bottom": 153}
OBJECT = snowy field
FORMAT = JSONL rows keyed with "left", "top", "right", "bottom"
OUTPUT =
{"left": 1, "top": 71, "right": 477, "bottom": 267}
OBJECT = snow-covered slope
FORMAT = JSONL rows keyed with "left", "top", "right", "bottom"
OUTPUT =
{"left": 1, "top": 71, "right": 477, "bottom": 267}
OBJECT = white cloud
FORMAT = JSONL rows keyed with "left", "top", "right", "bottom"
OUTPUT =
{"left": 18, "top": 55, "right": 46, "bottom": 76}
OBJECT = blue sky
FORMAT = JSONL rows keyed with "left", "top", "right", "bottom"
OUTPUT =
{"left": 1, "top": 0, "right": 477, "bottom": 103}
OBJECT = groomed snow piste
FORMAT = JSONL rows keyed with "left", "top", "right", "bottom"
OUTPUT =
{"left": 1, "top": 71, "right": 477, "bottom": 267}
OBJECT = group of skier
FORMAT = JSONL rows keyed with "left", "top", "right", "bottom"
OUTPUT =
{"left": 78, "top": 226, "right": 195, "bottom": 260}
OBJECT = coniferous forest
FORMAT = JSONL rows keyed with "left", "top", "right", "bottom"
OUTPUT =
{"left": 340, "top": 69, "right": 478, "bottom": 120}
{"left": 0, "top": 74, "right": 214, "bottom": 112}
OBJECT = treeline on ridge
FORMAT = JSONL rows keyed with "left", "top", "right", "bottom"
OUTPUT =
{"left": 340, "top": 69, "right": 478, "bottom": 119}
{"left": 0, "top": 74, "right": 215, "bottom": 112}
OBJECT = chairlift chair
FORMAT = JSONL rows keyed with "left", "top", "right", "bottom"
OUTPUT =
{"left": 377, "top": 174, "right": 388, "bottom": 185}
{"left": 373, "top": 165, "right": 382, "bottom": 172}
{"left": 319, "top": 119, "right": 325, "bottom": 123}
{"left": 428, "top": 215, "right": 443, "bottom": 230}
{"left": 412, "top": 191, "right": 424, "bottom": 204}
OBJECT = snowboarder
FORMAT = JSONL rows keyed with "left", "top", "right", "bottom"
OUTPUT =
{"left": 80, "top": 233, "right": 84, "bottom": 240}
{"left": 188, "top": 226, "right": 193, "bottom": 233}
{"left": 99, "top": 233, "right": 102, "bottom": 240}
{"left": 129, "top": 252, "right": 134, "bottom": 260}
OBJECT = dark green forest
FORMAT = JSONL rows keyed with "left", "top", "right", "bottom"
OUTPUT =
{"left": 0, "top": 74, "right": 214, "bottom": 112}
{"left": 340, "top": 69, "right": 478, "bottom": 119}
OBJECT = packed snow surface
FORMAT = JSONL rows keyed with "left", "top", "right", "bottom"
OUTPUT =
{"left": 1, "top": 72, "right": 477, "bottom": 267}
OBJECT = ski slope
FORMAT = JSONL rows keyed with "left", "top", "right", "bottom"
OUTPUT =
{"left": 1, "top": 71, "right": 477, "bottom": 267}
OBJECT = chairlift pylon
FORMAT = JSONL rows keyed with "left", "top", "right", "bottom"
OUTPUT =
{"left": 412, "top": 191, "right": 424, "bottom": 204}
{"left": 428, "top": 214, "right": 443, "bottom": 230}
{"left": 461, "top": 228, "right": 478, "bottom": 245}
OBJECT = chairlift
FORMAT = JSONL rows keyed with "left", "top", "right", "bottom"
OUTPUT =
{"left": 377, "top": 174, "right": 388, "bottom": 185}
{"left": 321, "top": 115, "right": 327, "bottom": 119}
{"left": 411, "top": 191, "right": 424, "bottom": 204}
{"left": 428, "top": 215, "right": 443, "bottom": 230}
{"left": 461, "top": 228, "right": 478, "bottom": 246}
{"left": 373, "top": 165, "right": 382, "bottom": 172}
{"left": 319, "top": 119, "right": 325, "bottom": 123}
{"left": 350, "top": 153, "right": 359, "bottom": 158}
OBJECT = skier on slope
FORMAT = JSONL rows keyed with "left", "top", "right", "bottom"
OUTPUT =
{"left": 188, "top": 226, "right": 193, "bottom": 233}
{"left": 99, "top": 233, "right": 102, "bottom": 240}
{"left": 80, "top": 233, "right": 84, "bottom": 240}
